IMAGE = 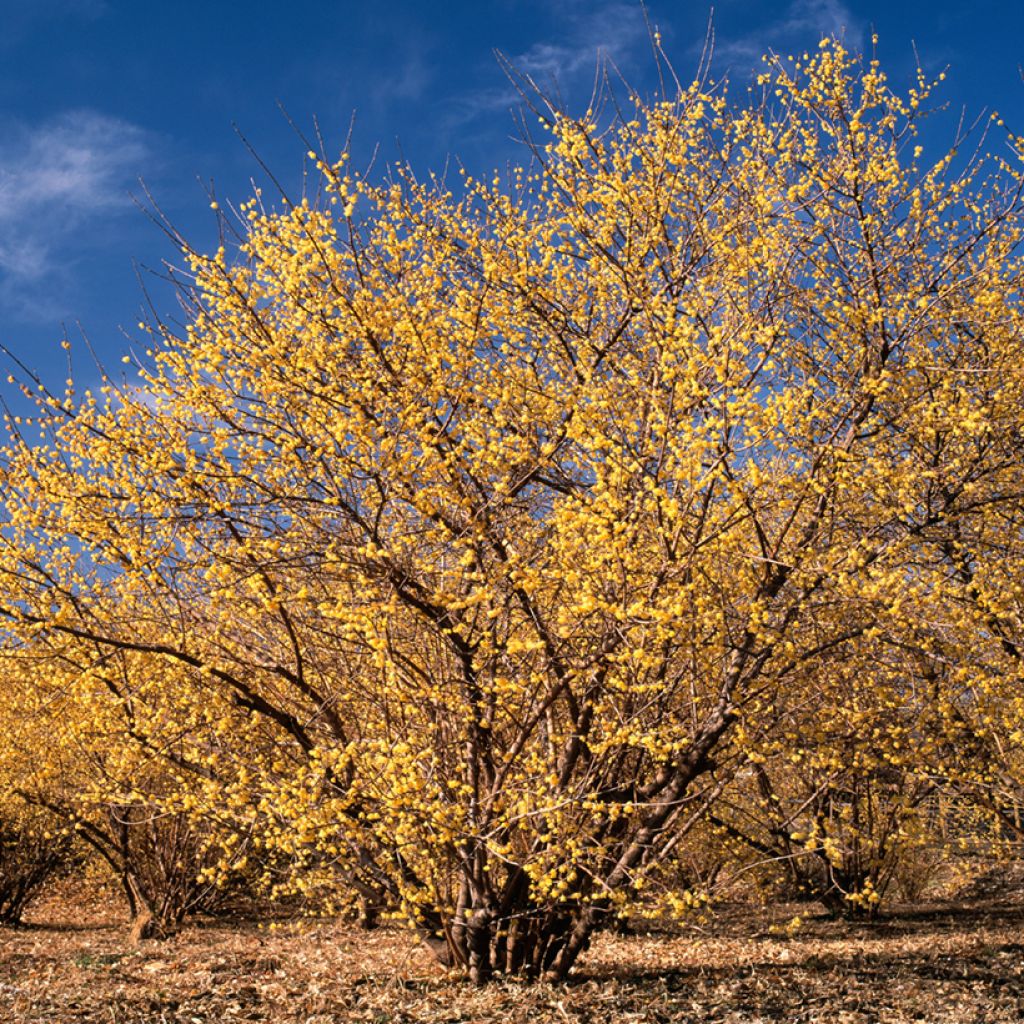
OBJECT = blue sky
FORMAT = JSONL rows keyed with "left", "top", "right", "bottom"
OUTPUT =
{"left": 1, "top": 0, "right": 1022, "bottom": 385}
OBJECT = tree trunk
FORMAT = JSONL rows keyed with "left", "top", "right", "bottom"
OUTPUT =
{"left": 121, "top": 870, "right": 164, "bottom": 942}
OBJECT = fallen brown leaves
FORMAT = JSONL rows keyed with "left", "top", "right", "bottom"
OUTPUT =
{"left": 1, "top": 882, "right": 1022, "bottom": 1023}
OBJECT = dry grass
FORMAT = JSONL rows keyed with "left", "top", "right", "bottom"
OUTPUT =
{"left": 2, "top": 880, "right": 1023, "bottom": 1022}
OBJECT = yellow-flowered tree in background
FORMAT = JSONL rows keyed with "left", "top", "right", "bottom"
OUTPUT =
{"left": 1, "top": 40, "right": 1024, "bottom": 981}
{"left": 0, "top": 635, "right": 259, "bottom": 935}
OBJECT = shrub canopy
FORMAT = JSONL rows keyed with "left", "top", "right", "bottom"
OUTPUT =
{"left": 2, "top": 41, "right": 1024, "bottom": 980}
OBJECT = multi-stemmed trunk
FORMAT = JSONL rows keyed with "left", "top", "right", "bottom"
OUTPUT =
{"left": 418, "top": 891, "right": 601, "bottom": 984}
{"left": 408, "top": 697, "right": 739, "bottom": 984}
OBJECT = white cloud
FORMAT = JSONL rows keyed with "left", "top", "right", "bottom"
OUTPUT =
{"left": 445, "top": 0, "right": 648, "bottom": 130}
{"left": 0, "top": 111, "right": 149, "bottom": 290}
{"left": 514, "top": 1, "right": 646, "bottom": 83}
{"left": 0, "top": 1, "right": 109, "bottom": 50}
{"left": 710, "top": 0, "right": 864, "bottom": 73}
{"left": 781, "top": 0, "right": 863, "bottom": 48}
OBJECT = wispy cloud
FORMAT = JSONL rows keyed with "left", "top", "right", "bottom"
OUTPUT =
{"left": 710, "top": 0, "right": 864, "bottom": 73}
{"left": 445, "top": 0, "right": 649, "bottom": 132}
{"left": 513, "top": 1, "right": 647, "bottom": 83}
{"left": 0, "top": 111, "right": 149, "bottom": 312}
{"left": 0, "top": 0, "right": 109, "bottom": 50}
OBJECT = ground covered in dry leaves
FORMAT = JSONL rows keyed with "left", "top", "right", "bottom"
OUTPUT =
{"left": 2, "top": 880, "right": 1023, "bottom": 1023}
